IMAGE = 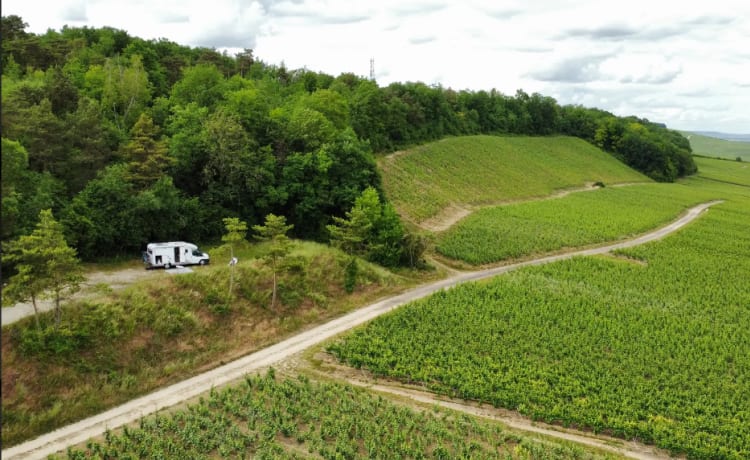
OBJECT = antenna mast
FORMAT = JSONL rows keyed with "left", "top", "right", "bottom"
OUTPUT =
{"left": 369, "top": 58, "right": 375, "bottom": 81}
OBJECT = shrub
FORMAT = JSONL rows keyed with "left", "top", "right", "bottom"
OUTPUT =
{"left": 20, "top": 325, "right": 86, "bottom": 357}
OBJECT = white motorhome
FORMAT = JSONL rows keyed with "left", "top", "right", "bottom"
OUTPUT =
{"left": 142, "top": 242, "right": 210, "bottom": 269}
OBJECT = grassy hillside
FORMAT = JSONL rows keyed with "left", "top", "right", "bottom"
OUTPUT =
{"left": 378, "top": 135, "right": 650, "bottom": 224}
{"left": 680, "top": 131, "right": 750, "bottom": 161}
{"left": 1, "top": 242, "right": 424, "bottom": 447}
{"left": 694, "top": 155, "right": 750, "bottom": 186}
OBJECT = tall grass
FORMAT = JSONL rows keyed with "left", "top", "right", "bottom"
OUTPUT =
{"left": 1, "top": 242, "right": 410, "bottom": 447}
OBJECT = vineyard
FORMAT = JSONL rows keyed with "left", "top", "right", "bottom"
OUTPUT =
{"left": 436, "top": 183, "right": 721, "bottom": 265}
{"left": 679, "top": 131, "right": 750, "bottom": 161}
{"left": 693, "top": 156, "right": 750, "bottom": 186}
{"left": 378, "top": 136, "right": 649, "bottom": 223}
{"left": 56, "top": 371, "right": 617, "bottom": 459}
{"left": 331, "top": 185, "right": 750, "bottom": 459}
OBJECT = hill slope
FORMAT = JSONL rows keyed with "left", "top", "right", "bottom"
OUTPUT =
{"left": 378, "top": 135, "right": 650, "bottom": 226}
{"left": 680, "top": 131, "right": 750, "bottom": 161}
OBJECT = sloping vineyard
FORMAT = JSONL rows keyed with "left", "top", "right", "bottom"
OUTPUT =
{"left": 57, "top": 372, "right": 616, "bottom": 459}
{"left": 379, "top": 136, "right": 649, "bottom": 223}
{"left": 331, "top": 195, "right": 750, "bottom": 459}
{"left": 437, "top": 183, "right": 722, "bottom": 264}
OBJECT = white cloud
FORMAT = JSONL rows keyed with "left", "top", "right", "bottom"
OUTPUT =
{"left": 2, "top": 0, "right": 749, "bottom": 132}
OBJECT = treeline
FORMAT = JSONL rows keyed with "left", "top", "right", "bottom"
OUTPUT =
{"left": 1, "top": 16, "right": 695, "bottom": 262}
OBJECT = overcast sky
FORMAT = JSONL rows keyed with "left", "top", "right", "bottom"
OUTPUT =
{"left": 4, "top": 0, "right": 749, "bottom": 133}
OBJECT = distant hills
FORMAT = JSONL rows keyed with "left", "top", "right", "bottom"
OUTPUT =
{"left": 679, "top": 131, "right": 750, "bottom": 161}
{"left": 690, "top": 131, "right": 750, "bottom": 142}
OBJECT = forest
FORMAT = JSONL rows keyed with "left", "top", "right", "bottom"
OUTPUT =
{"left": 1, "top": 15, "right": 696, "bottom": 262}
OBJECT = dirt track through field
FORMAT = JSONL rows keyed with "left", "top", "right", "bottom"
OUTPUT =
{"left": 2, "top": 202, "right": 718, "bottom": 460}
{"left": 418, "top": 182, "right": 642, "bottom": 232}
{"left": 302, "top": 354, "right": 677, "bottom": 460}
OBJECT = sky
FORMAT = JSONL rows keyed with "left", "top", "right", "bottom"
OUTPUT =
{"left": 4, "top": 0, "right": 750, "bottom": 133}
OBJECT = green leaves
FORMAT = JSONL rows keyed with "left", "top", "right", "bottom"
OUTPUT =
{"left": 327, "top": 186, "right": 407, "bottom": 267}
{"left": 221, "top": 217, "right": 248, "bottom": 262}
{"left": 252, "top": 214, "right": 293, "bottom": 308}
{"left": 334, "top": 197, "right": 750, "bottom": 459}
{"left": 61, "top": 371, "right": 602, "bottom": 459}
{"left": 2, "top": 209, "right": 83, "bottom": 328}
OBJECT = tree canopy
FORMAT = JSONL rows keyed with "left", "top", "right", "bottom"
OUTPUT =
{"left": 1, "top": 15, "right": 697, "bottom": 265}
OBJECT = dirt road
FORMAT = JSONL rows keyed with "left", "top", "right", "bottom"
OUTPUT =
{"left": 2, "top": 268, "right": 173, "bottom": 326}
{"left": 2, "top": 202, "right": 718, "bottom": 459}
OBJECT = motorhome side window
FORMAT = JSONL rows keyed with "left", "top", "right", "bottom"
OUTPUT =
{"left": 193, "top": 249, "right": 202, "bottom": 256}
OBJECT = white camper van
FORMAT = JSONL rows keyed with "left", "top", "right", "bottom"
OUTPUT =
{"left": 143, "top": 242, "right": 210, "bottom": 269}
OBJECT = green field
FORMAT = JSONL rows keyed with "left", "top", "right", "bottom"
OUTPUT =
{"left": 378, "top": 135, "right": 649, "bottom": 223}
{"left": 436, "top": 183, "right": 720, "bottom": 265}
{"left": 57, "top": 371, "right": 617, "bottom": 459}
{"left": 680, "top": 131, "right": 750, "bottom": 161}
{"left": 331, "top": 176, "right": 750, "bottom": 459}
{"left": 694, "top": 155, "right": 750, "bottom": 186}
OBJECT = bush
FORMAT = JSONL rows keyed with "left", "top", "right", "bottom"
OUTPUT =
{"left": 152, "top": 304, "right": 197, "bottom": 336}
{"left": 20, "top": 325, "right": 87, "bottom": 357}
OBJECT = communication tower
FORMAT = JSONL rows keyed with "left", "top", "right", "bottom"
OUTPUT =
{"left": 369, "top": 58, "right": 375, "bottom": 81}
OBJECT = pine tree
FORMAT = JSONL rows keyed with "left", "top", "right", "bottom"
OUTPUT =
{"left": 221, "top": 217, "right": 247, "bottom": 300}
{"left": 121, "top": 113, "right": 173, "bottom": 189}
{"left": 2, "top": 209, "right": 83, "bottom": 329}
{"left": 253, "top": 214, "right": 294, "bottom": 308}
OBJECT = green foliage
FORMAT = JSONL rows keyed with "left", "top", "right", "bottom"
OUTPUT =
{"left": 200, "top": 107, "right": 276, "bottom": 224}
{"left": 1, "top": 138, "right": 28, "bottom": 238}
{"left": 0, "top": 17, "right": 701, "bottom": 260}
{"left": 100, "top": 55, "right": 152, "bottom": 130}
{"left": 165, "top": 102, "right": 210, "bottom": 194}
{"left": 332, "top": 190, "right": 750, "bottom": 459}
{"left": 170, "top": 63, "right": 226, "bottom": 109}
{"left": 222, "top": 216, "right": 248, "bottom": 300}
{"left": 344, "top": 257, "right": 358, "bottom": 293}
{"left": 327, "top": 200, "right": 371, "bottom": 256}
{"left": 121, "top": 113, "right": 173, "bottom": 189}
{"left": 62, "top": 165, "right": 197, "bottom": 259}
{"left": 590, "top": 118, "right": 696, "bottom": 182}
{"left": 253, "top": 214, "right": 294, "bottom": 308}
{"left": 221, "top": 217, "right": 248, "bottom": 256}
{"left": 2, "top": 209, "right": 83, "bottom": 328}
{"left": 19, "top": 325, "right": 86, "bottom": 357}
{"left": 57, "top": 371, "right": 612, "bottom": 460}
{"left": 327, "top": 186, "right": 407, "bottom": 267}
